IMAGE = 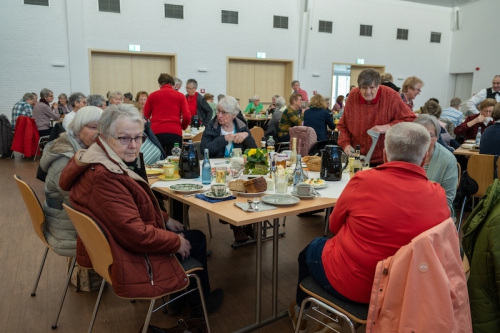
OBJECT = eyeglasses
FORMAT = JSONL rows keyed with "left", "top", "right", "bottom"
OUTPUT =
{"left": 216, "top": 109, "right": 230, "bottom": 116}
{"left": 412, "top": 87, "right": 422, "bottom": 93}
{"left": 85, "top": 125, "right": 98, "bottom": 131}
{"left": 186, "top": 86, "right": 196, "bottom": 90}
{"left": 109, "top": 133, "right": 146, "bottom": 145}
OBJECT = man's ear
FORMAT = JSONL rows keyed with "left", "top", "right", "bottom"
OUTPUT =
{"left": 420, "top": 151, "right": 429, "bottom": 167}
{"left": 383, "top": 148, "right": 388, "bottom": 164}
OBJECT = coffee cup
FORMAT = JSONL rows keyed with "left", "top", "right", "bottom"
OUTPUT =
{"left": 297, "top": 184, "right": 315, "bottom": 196}
{"left": 485, "top": 117, "right": 493, "bottom": 123}
{"left": 211, "top": 183, "right": 227, "bottom": 197}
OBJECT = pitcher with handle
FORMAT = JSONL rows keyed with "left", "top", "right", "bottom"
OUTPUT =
{"left": 320, "top": 145, "right": 348, "bottom": 181}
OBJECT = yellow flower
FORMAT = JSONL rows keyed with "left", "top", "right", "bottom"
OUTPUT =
{"left": 248, "top": 148, "right": 257, "bottom": 156}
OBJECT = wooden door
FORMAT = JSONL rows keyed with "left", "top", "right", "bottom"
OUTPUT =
{"left": 91, "top": 53, "right": 133, "bottom": 97}
{"left": 227, "top": 60, "right": 255, "bottom": 107}
{"left": 254, "top": 62, "right": 286, "bottom": 108}
{"left": 131, "top": 55, "right": 172, "bottom": 95}
{"left": 349, "top": 65, "right": 385, "bottom": 87}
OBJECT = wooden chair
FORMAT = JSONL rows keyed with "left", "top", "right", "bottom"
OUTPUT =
{"left": 63, "top": 204, "right": 212, "bottom": 333}
{"left": 296, "top": 276, "right": 368, "bottom": 333}
{"left": 192, "top": 131, "right": 203, "bottom": 142}
{"left": 457, "top": 154, "right": 496, "bottom": 232}
{"left": 289, "top": 126, "right": 317, "bottom": 157}
{"left": 13, "top": 174, "right": 76, "bottom": 329}
{"left": 249, "top": 126, "right": 264, "bottom": 146}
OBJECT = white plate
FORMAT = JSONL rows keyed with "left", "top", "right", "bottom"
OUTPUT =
{"left": 169, "top": 184, "right": 204, "bottom": 194}
{"left": 203, "top": 191, "right": 233, "bottom": 199}
{"left": 262, "top": 194, "right": 300, "bottom": 206}
{"left": 232, "top": 190, "right": 266, "bottom": 197}
{"left": 461, "top": 144, "right": 474, "bottom": 149}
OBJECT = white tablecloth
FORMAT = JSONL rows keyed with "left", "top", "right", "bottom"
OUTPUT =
{"left": 150, "top": 159, "right": 351, "bottom": 199}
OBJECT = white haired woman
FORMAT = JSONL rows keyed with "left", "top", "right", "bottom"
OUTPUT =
{"left": 244, "top": 95, "right": 264, "bottom": 114}
{"left": 59, "top": 104, "right": 223, "bottom": 317}
{"left": 414, "top": 114, "right": 458, "bottom": 215}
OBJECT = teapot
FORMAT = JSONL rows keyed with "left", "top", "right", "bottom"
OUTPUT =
{"left": 320, "top": 145, "right": 348, "bottom": 181}
{"left": 179, "top": 141, "right": 200, "bottom": 179}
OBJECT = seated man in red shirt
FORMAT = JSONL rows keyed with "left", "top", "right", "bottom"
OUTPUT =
{"left": 289, "top": 122, "right": 450, "bottom": 333}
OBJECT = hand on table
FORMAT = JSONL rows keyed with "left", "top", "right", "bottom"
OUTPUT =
{"left": 177, "top": 233, "right": 191, "bottom": 259}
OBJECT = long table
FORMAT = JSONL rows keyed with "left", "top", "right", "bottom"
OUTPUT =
{"left": 151, "top": 165, "right": 350, "bottom": 332}
{"left": 453, "top": 146, "right": 479, "bottom": 156}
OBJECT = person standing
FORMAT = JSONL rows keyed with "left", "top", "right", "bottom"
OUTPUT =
{"left": 11, "top": 92, "right": 36, "bottom": 130}
{"left": 291, "top": 80, "right": 309, "bottom": 102}
{"left": 466, "top": 75, "right": 500, "bottom": 115}
{"left": 143, "top": 73, "right": 191, "bottom": 155}
{"left": 400, "top": 76, "right": 424, "bottom": 111}
{"left": 33, "top": 88, "right": 60, "bottom": 136}
{"left": 337, "top": 69, "right": 415, "bottom": 165}
{"left": 185, "top": 79, "right": 213, "bottom": 125}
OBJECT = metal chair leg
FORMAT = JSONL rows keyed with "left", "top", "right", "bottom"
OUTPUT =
{"left": 88, "top": 279, "right": 107, "bottom": 333}
{"left": 52, "top": 257, "right": 77, "bottom": 329}
{"left": 31, "top": 247, "right": 49, "bottom": 296}
{"left": 206, "top": 214, "right": 213, "bottom": 238}
{"left": 141, "top": 300, "right": 156, "bottom": 333}
{"left": 457, "top": 196, "right": 468, "bottom": 233}
{"left": 188, "top": 273, "right": 211, "bottom": 333}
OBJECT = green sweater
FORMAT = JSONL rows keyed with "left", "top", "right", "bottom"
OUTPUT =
{"left": 277, "top": 106, "right": 302, "bottom": 139}
{"left": 244, "top": 102, "right": 263, "bottom": 114}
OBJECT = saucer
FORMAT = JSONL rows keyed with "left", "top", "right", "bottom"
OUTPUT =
{"left": 291, "top": 191, "right": 316, "bottom": 199}
{"left": 204, "top": 191, "right": 233, "bottom": 199}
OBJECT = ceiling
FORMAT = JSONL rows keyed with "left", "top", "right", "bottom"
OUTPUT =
{"left": 399, "top": 0, "right": 479, "bottom": 7}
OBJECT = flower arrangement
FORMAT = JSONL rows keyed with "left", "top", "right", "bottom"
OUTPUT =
{"left": 243, "top": 148, "right": 269, "bottom": 175}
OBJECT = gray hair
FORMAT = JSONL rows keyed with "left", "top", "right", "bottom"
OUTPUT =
{"left": 413, "top": 114, "right": 440, "bottom": 137}
{"left": 252, "top": 95, "right": 260, "bottom": 101}
{"left": 108, "top": 91, "right": 122, "bottom": 102}
{"left": 358, "top": 69, "right": 381, "bottom": 87}
{"left": 273, "top": 94, "right": 280, "bottom": 100}
{"left": 69, "top": 92, "right": 86, "bottom": 107}
{"left": 40, "top": 88, "right": 53, "bottom": 99}
{"left": 291, "top": 80, "right": 300, "bottom": 87}
{"left": 68, "top": 106, "right": 103, "bottom": 140}
{"left": 217, "top": 94, "right": 225, "bottom": 102}
{"left": 86, "top": 94, "right": 106, "bottom": 108}
{"left": 380, "top": 73, "right": 393, "bottom": 82}
{"left": 99, "top": 104, "right": 144, "bottom": 140}
{"left": 124, "top": 92, "right": 133, "bottom": 101}
{"left": 23, "top": 92, "right": 35, "bottom": 101}
{"left": 275, "top": 97, "right": 286, "bottom": 109}
{"left": 385, "top": 122, "right": 430, "bottom": 165}
{"left": 174, "top": 77, "right": 182, "bottom": 85}
{"left": 217, "top": 96, "right": 240, "bottom": 117}
{"left": 186, "top": 79, "right": 198, "bottom": 89}
{"left": 58, "top": 93, "right": 68, "bottom": 100}
{"left": 450, "top": 97, "right": 461, "bottom": 108}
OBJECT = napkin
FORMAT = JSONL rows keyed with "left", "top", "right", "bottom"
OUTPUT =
{"left": 195, "top": 194, "right": 236, "bottom": 203}
{"left": 234, "top": 202, "right": 277, "bottom": 212}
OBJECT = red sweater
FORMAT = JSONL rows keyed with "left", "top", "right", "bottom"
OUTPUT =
{"left": 323, "top": 162, "right": 449, "bottom": 303}
{"left": 337, "top": 85, "right": 416, "bottom": 164}
{"left": 454, "top": 113, "right": 494, "bottom": 140}
{"left": 143, "top": 85, "right": 191, "bottom": 136}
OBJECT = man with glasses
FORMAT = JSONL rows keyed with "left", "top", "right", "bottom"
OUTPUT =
{"left": 337, "top": 69, "right": 416, "bottom": 166}
{"left": 185, "top": 78, "right": 213, "bottom": 125}
{"left": 62, "top": 92, "right": 87, "bottom": 129}
{"left": 400, "top": 76, "right": 424, "bottom": 111}
{"left": 33, "top": 88, "right": 60, "bottom": 136}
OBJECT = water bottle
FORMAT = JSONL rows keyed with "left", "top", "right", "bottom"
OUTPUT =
{"left": 202, "top": 149, "right": 212, "bottom": 185}
{"left": 293, "top": 154, "right": 303, "bottom": 191}
{"left": 475, "top": 128, "right": 481, "bottom": 147}
{"left": 171, "top": 142, "right": 181, "bottom": 157}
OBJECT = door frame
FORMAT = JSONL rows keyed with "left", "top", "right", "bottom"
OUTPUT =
{"left": 331, "top": 62, "right": 386, "bottom": 99}
{"left": 88, "top": 49, "right": 178, "bottom": 93}
{"left": 226, "top": 56, "right": 294, "bottom": 106}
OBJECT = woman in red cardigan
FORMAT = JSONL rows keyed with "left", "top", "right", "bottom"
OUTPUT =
{"left": 454, "top": 98, "right": 495, "bottom": 140}
{"left": 143, "top": 73, "right": 191, "bottom": 155}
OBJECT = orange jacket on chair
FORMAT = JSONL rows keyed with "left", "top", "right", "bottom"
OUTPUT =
{"left": 366, "top": 218, "right": 472, "bottom": 333}
{"left": 10, "top": 116, "right": 39, "bottom": 157}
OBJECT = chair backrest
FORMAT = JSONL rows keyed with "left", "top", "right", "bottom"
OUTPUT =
{"left": 467, "top": 154, "right": 496, "bottom": 198}
{"left": 289, "top": 126, "right": 318, "bottom": 157}
{"left": 249, "top": 127, "right": 264, "bottom": 146}
{"left": 13, "top": 174, "right": 50, "bottom": 248}
{"left": 192, "top": 131, "right": 203, "bottom": 142}
{"left": 63, "top": 204, "right": 113, "bottom": 283}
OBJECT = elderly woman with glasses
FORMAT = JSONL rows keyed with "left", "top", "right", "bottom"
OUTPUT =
{"left": 414, "top": 114, "right": 458, "bottom": 215}
{"left": 454, "top": 98, "right": 496, "bottom": 140}
{"left": 244, "top": 95, "right": 264, "bottom": 114}
{"left": 59, "top": 103, "right": 224, "bottom": 317}
{"left": 400, "top": 76, "right": 424, "bottom": 110}
{"left": 40, "top": 106, "right": 103, "bottom": 257}
{"left": 201, "top": 96, "right": 257, "bottom": 158}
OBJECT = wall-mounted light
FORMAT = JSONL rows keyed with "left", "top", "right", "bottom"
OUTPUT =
{"left": 52, "top": 62, "right": 66, "bottom": 67}
{"left": 198, "top": 68, "right": 208, "bottom": 72}
{"left": 312, "top": 73, "right": 320, "bottom": 77}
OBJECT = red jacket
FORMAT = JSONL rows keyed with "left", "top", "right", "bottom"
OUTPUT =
{"left": 366, "top": 218, "right": 471, "bottom": 333}
{"left": 59, "top": 138, "right": 188, "bottom": 298}
{"left": 337, "top": 85, "right": 416, "bottom": 164}
{"left": 323, "top": 162, "right": 450, "bottom": 303}
{"left": 10, "top": 116, "right": 40, "bottom": 157}
{"left": 143, "top": 84, "right": 191, "bottom": 136}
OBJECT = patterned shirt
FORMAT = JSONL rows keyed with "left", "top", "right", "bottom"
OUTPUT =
{"left": 11, "top": 99, "right": 33, "bottom": 129}
{"left": 400, "top": 93, "right": 413, "bottom": 110}
{"left": 277, "top": 106, "right": 302, "bottom": 138}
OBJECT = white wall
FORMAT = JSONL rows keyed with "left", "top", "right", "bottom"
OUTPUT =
{"left": 0, "top": 0, "right": 466, "bottom": 121}
{"left": 449, "top": 0, "right": 500, "bottom": 94}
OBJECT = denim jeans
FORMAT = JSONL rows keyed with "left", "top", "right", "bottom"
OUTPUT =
{"left": 296, "top": 237, "right": 356, "bottom": 307}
